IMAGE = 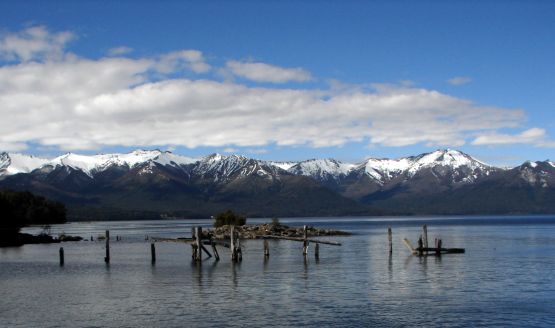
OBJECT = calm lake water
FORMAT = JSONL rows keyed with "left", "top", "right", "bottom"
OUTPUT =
{"left": 2, "top": 216, "right": 555, "bottom": 327}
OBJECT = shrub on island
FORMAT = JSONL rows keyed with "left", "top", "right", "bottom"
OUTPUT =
{"left": 213, "top": 210, "right": 246, "bottom": 228}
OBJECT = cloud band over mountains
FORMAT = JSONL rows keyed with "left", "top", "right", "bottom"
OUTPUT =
{"left": 0, "top": 26, "right": 551, "bottom": 152}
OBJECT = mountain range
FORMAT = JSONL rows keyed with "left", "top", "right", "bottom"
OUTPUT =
{"left": 1, "top": 149, "right": 554, "bottom": 220}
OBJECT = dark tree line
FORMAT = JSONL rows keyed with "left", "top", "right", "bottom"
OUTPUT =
{"left": 0, "top": 189, "right": 67, "bottom": 237}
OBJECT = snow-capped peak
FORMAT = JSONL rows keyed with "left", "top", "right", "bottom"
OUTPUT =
{"left": 0, "top": 150, "right": 199, "bottom": 178}
{"left": 356, "top": 149, "right": 494, "bottom": 184}
{"left": 406, "top": 149, "right": 490, "bottom": 175}
{"left": 288, "top": 158, "right": 355, "bottom": 181}
{"left": 0, "top": 152, "right": 50, "bottom": 176}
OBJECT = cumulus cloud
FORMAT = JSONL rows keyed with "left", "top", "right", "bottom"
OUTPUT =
{"left": 0, "top": 26, "right": 544, "bottom": 152}
{"left": 226, "top": 60, "right": 312, "bottom": 83}
{"left": 472, "top": 128, "right": 555, "bottom": 147}
{"left": 108, "top": 46, "right": 133, "bottom": 56}
{"left": 0, "top": 26, "right": 74, "bottom": 62}
{"left": 156, "top": 50, "right": 211, "bottom": 74}
{"left": 447, "top": 76, "right": 472, "bottom": 86}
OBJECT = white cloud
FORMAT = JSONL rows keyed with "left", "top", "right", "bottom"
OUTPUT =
{"left": 108, "top": 46, "right": 133, "bottom": 56}
{"left": 0, "top": 26, "right": 74, "bottom": 62}
{"left": 447, "top": 76, "right": 472, "bottom": 86}
{"left": 157, "top": 50, "right": 211, "bottom": 73}
{"left": 226, "top": 60, "right": 312, "bottom": 83}
{"left": 472, "top": 128, "right": 555, "bottom": 147}
{"left": 0, "top": 27, "right": 543, "bottom": 152}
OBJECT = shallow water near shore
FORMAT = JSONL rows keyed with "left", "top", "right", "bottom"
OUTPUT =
{"left": 2, "top": 216, "right": 555, "bottom": 327}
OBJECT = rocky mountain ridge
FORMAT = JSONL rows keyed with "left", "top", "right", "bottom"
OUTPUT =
{"left": 1, "top": 149, "right": 554, "bottom": 219}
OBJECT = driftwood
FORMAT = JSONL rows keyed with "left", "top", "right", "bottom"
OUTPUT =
{"left": 261, "top": 235, "right": 341, "bottom": 246}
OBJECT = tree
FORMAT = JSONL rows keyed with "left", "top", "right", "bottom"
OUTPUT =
{"left": 213, "top": 210, "right": 246, "bottom": 227}
{"left": 0, "top": 189, "right": 67, "bottom": 236}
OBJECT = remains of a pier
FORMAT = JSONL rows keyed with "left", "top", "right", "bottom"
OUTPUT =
{"left": 401, "top": 225, "right": 465, "bottom": 256}
{"left": 149, "top": 224, "right": 342, "bottom": 263}
{"left": 150, "top": 225, "right": 242, "bottom": 263}
{"left": 261, "top": 224, "right": 342, "bottom": 259}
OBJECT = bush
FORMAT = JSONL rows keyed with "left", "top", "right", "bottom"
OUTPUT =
{"left": 213, "top": 210, "right": 246, "bottom": 227}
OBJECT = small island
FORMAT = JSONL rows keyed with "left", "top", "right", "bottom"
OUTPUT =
{"left": 208, "top": 222, "right": 351, "bottom": 240}
{"left": 204, "top": 210, "right": 351, "bottom": 240}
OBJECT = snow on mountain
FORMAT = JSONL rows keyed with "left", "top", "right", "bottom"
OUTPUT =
{"left": 193, "top": 154, "right": 279, "bottom": 182}
{"left": 47, "top": 150, "right": 199, "bottom": 177}
{"left": 514, "top": 160, "right": 555, "bottom": 188}
{"left": 0, "top": 150, "right": 199, "bottom": 178}
{"left": 269, "top": 161, "right": 297, "bottom": 171}
{"left": 0, "top": 152, "right": 50, "bottom": 176}
{"left": 406, "top": 149, "right": 491, "bottom": 175}
{"left": 288, "top": 159, "right": 355, "bottom": 181}
{"left": 0, "top": 149, "right": 509, "bottom": 186}
{"left": 356, "top": 149, "right": 495, "bottom": 184}
{"left": 357, "top": 157, "right": 412, "bottom": 182}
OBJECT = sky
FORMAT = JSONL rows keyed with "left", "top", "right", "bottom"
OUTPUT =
{"left": 0, "top": 0, "right": 554, "bottom": 166}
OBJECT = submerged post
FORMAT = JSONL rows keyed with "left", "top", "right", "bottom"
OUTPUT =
{"left": 151, "top": 242, "right": 156, "bottom": 263}
{"left": 59, "top": 247, "right": 64, "bottom": 266}
{"left": 104, "top": 230, "right": 110, "bottom": 263}
{"left": 263, "top": 239, "right": 269, "bottom": 257}
{"left": 303, "top": 225, "right": 309, "bottom": 256}
{"left": 315, "top": 243, "right": 319, "bottom": 259}
{"left": 388, "top": 227, "right": 393, "bottom": 255}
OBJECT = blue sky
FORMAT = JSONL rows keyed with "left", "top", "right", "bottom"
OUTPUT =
{"left": 0, "top": 1, "right": 554, "bottom": 166}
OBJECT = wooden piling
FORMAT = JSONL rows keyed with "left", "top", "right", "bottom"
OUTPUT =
{"left": 422, "top": 225, "right": 428, "bottom": 254}
{"left": 387, "top": 227, "right": 393, "bottom": 255}
{"left": 263, "top": 239, "right": 269, "bottom": 257}
{"left": 303, "top": 225, "right": 309, "bottom": 256}
{"left": 59, "top": 247, "right": 64, "bottom": 266}
{"left": 315, "top": 243, "right": 319, "bottom": 259}
{"left": 211, "top": 240, "right": 220, "bottom": 261}
{"left": 151, "top": 242, "right": 156, "bottom": 263}
{"left": 104, "top": 230, "right": 110, "bottom": 263}
{"left": 230, "top": 225, "right": 237, "bottom": 262}
{"left": 436, "top": 239, "right": 442, "bottom": 256}
{"left": 236, "top": 235, "right": 242, "bottom": 261}
{"left": 195, "top": 227, "right": 202, "bottom": 261}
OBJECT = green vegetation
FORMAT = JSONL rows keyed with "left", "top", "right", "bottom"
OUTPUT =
{"left": 213, "top": 210, "right": 247, "bottom": 227}
{"left": 0, "top": 189, "right": 67, "bottom": 246}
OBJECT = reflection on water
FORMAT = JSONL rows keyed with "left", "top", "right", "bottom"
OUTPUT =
{"left": 1, "top": 216, "right": 555, "bottom": 327}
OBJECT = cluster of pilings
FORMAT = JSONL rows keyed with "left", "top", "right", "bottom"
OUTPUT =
{"left": 56, "top": 225, "right": 465, "bottom": 267}
{"left": 399, "top": 225, "right": 465, "bottom": 256}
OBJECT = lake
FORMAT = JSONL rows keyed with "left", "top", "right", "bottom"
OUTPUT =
{"left": 2, "top": 216, "right": 555, "bottom": 327}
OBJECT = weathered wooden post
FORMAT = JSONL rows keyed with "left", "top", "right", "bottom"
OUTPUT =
{"left": 263, "top": 239, "right": 269, "bottom": 257}
{"left": 151, "top": 242, "right": 156, "bottom": 263}
{"left": 236, "top": 232, "right": 242, "bottom": 261}
{"left": 388, "top": 227, "right": 393, "bottom": 255}
{"left": 211, "top": 240, "right": 220, "bottom": 261}
{"left": 104, "top": 230, "right": 110, "bottom": 263}
{"left": 230, "top": 225, "right": 237, "bottom": 262}
{"left": 422, "top": 225, "right": 428, "bottom": 255}
{"left": 436, "top": 239, "right": 442, "bottom": 256}
{"left": 314, "top": 243, "right": 319, "bottom": 259}
{"left": 195, "top": 226, "right": 202, "bottom": 262}
{"left": 302, "top": 225, "right": 309, "bottom": 256}
{"left": 59, "top": 247, "right": 64, "bottom": 266}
